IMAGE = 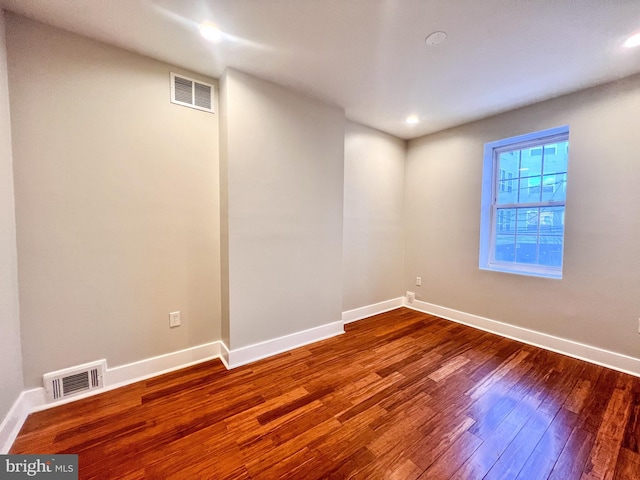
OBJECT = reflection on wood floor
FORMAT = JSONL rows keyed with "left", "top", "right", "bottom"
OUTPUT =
{"left": 11, "top": 308, "right": 640, "bottom": 479}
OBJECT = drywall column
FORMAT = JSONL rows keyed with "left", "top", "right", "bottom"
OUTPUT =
{"left": 342, "top": 121, "right": 405, "bottom": 312}
{"left": 220, "top": 69, "right": 344, "bottom": 363}
{"left": 0, "top": 10, "right": 24, "bottom": 445}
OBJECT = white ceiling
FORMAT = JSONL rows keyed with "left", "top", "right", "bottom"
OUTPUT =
{"left": 2, "top": 0, "right": 640, "bottom": 139}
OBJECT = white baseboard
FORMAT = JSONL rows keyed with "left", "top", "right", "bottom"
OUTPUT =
{"left": 0, "top": 341, "right": 223, "bottom": 453}
{"left": 0, "top": 391, "right": 31, "bottom": 454}
{"left": 225, "top": 321, "right": 344, "bottom": 369}
{"left": 342, "top": 297, "right": 404, "bottom": 324}
{"left": 405, "top": 298, "right": 640, "bottom": 378}
{"left": 105, "top": 342, "right": 221, "bottom": 388}
{"left": 0, "top": 317, "right": 346, "bottom": 452}
{"left": 1, "top": 320, "right": 347, "bottom": 451}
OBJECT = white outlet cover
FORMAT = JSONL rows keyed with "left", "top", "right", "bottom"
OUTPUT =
{"left": 169, "top": 311, "right": 181, "bottom": 328}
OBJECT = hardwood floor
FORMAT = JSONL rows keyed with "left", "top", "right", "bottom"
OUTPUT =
{"left": 11, "top": 308, "right": 640, "bottom": 479}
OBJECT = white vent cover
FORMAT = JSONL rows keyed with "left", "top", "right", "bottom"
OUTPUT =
{"left": 170, "top": 73, "right": 215, "bottom": 113}
{"left": 43, "top": 360, "right": 106, "bottom": 402}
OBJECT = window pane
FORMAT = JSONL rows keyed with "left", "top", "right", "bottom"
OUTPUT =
{"left": 515, "top": 235, "right": 538, "bottom": 264}
{"left": 495, "top": 235, "right": 515, "bottom": 262}
{"left": 539, "top": 206, "right": 564, "bottom": 235}
{"left": 520, "top": 149, "right": 542, "bottom": 177}
{"left": 518, "top": 176, "right": 541, "bottom": 203}
{"left": 496, "top": 208, "right": 516, "bottom": 234}
{"left": 497, "top": 152, "right": 519, "bottom": 204}
{"left": 516, "top": 207, "right": 539, "bottom": 235}
{"left": 498, "top": 150, "right": 519, "bottom": 173}
{"left": 542, "top": 141, "right": 568, "bottom": 175}
{"left": 541, "top": 173, "right": 567, "bottom": 202}
{"left": 497, "top": 180, "right": 518, "bottom": 204}
{"left": 539, "top": 236, "right": 563, "bottom": 267}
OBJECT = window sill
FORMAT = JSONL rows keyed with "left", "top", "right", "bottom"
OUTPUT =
{"left": 480, "top": 263, "right": 562, "bottom": 279}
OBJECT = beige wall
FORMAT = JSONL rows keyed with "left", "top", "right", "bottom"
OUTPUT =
{"left": 343, "top": 121, "right": 405, "bottom": 311}
{"left": 0, "top": 11, "right": 23, "bottom": 420}
{"left": 220, "top": 69, "right": 344, "bottom": 350}
{"left": 5, "top": 7, "right": 640, "bottom": 402}
{"left": 7, "top": 15, "right": 221, "bottom": 388}
{"left": 406, "top": 74, "right": 640, "bottom": 359}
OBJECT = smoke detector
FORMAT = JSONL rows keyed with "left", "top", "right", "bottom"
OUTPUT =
{"left": 425, "top": 31, "right": 447, "bottom": 46}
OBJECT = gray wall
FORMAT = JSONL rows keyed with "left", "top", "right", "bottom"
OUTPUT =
{"left": 406, "top": 75, "right": 640, "bottom": 358}
{"left": 7, "top": 15, "right": 221, "bottom": 387}
{"left": 343, "top": 121, "right": 405, "bottom": 311}
{"left": 0, "top": 11, "right": 24, "bottom": 422}
{"left": 220, "top": 69, "right": 344, "bottom": 350}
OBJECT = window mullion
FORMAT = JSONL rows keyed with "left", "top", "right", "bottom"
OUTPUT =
{"left": 497, "top": 200, "right": 564, "bottom": 209}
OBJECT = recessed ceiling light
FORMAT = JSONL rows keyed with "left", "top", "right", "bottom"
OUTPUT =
{"left": 405, "top": 115, "right": 420, "bottom": 125}
{"left": 200, "top": 23, "right": 223, "bottom": 42}
{"left": 624, "top": 32, "right": 640, "bottom": 48}
{"left": 425, "top": 31, "right": 447, "bottom": 46}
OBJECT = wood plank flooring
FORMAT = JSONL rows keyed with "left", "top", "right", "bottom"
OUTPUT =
{"left": 10, "top": 308, "right": 640, "bottom": 479}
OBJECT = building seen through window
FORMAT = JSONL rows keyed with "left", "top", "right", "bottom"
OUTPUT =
{"left": 479, "top": 126, "right": 569, "bottom": 278}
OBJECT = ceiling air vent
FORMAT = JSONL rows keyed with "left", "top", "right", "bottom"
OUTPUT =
{"left": 43, "top": 360, "right": 106, "bottom": 402}
{"left": 170, "top": 73, "right": 215, "bottom": 113}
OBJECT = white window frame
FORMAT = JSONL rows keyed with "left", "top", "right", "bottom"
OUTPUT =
{"left": 479, "top": 126, "right": 569, "bottom": 279}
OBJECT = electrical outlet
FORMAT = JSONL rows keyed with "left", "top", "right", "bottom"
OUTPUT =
{"left": 416, "top": 277, "right": 422, "bottom": 286}
{"left": 406, "top": 291, "right": 415, "bottom": 303}
{"left": 169, "top": 311, "right": 181, "bottom": 328}
{"left": 638, "top": 318, "right": 640, "bottom": 334}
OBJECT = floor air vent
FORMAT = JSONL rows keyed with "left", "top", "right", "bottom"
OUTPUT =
{"left": 170, "top": 73, "right": 215, "bottom": 113}
{"left": 43, "top": 360, "right": 106, "bottom": 402}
